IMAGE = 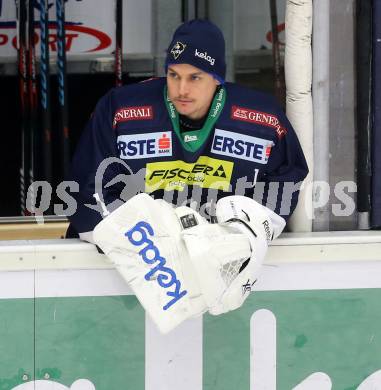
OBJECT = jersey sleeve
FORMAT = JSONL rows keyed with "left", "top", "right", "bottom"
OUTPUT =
{"left": 67, "top": 90, "right": 124, "bottom": 234}
{"left": 261, "top": 102, "right": 309, "bottom": 221}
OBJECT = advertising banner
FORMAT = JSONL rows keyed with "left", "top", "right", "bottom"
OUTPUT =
{"left": 0, "top": 0, "right": 151, "bottom": 59}
{"left": 1, "top": 257, "right": 381, "bottom": 390}
{"left": 0, "top": 0, "right": 286, "bottom": 60}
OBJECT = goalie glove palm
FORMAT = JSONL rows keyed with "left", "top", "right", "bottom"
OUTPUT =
{"left": 207, "top": 195, "right": 286, "bottom": 315}
{"left": 181, "top": 223, "right": 252, "bottom": 310}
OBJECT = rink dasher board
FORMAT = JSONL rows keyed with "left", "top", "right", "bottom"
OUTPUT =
{"left": 0, "top": 232, "right": 381, "bottom": 390}
{"left": 0, "top": 231, "right": 381, "bottom": 299}
{"left": 0, "top": 231, "right": 380, "bottom": 271}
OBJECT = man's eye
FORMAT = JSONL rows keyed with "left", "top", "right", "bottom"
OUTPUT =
{"left": 192, "top": 75, "right": 201, "bottom": 81}
{"left": 169, "top": 72, "right": 178, "bottom": 79}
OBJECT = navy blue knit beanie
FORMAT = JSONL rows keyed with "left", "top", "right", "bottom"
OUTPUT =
{"left": 165, "top": 19, "right": 226, "bottom": 84}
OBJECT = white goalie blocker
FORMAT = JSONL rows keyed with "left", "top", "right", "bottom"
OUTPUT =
{"left": 93, "top": 193, "right": 285, "bottom": 333}
{"left": 93, "top": 193, "right": 208, "bottom": 333}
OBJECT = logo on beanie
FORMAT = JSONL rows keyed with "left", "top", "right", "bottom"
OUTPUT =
{"left": 171, "top": 41, "right": 187, "bottom": 59}
{"left": 195, "top": 49, "right": 215, "bottom": 66}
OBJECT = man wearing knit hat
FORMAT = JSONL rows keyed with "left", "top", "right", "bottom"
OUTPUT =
{"left": 67, "top": 20, "right": 308, "bottom": 332}
{"left": 163, "top": 20, "right": 226, "bottom": 142}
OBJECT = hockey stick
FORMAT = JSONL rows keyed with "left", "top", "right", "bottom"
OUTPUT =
{"left": 115, "top": 0, "right": 123, "bottom": 86}
{"left": 27, "top": 0, "right": 37, "bottom": 205}
{"left": 356, "top": 0, "right": 372, "bottom": 225}
{"left": 39, "top": 0, "right": 53, "bottom": 192}
{"left": 56, "top": 0, "right": 70, "bottom": 178}
{"left": 269, "top": 0, "right": 285, "bottom": 106}
{"left": 16, "top": 0, "right": 30, "bottom": 215}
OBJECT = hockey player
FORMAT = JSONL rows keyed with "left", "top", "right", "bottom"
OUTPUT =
{"left": 67, "top": 20, "right": 308, "bottom": 333}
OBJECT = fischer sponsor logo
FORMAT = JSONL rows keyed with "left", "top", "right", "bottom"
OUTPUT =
{"left": 113, "top": 106, "right": 153, "bottom": 127}
{"left": 211, "top": 128, "right": 274, "bottom": 164}
{"left": 195, "top": 49, "right": 215, "bottom": 66}
{"left": 117, "top": 131, "right": 172, "bottom": 160}
{"left": 231, "top": 106, "right": 287, "bottom": 138}
{"left": 145, "top": 156, "right": 233, "bottom": 192}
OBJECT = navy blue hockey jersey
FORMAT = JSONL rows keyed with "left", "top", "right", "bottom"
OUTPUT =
{"left": 68, "top": 77, "right": 308, "bottom": 234}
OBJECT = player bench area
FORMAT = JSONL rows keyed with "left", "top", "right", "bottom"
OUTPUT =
{"left": 0, "top": 216, "right": 69, "bottom": 241}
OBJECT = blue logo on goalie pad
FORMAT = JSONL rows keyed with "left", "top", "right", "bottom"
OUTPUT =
{"left": 125, "top": 221, "right": 187, "bottom": 310}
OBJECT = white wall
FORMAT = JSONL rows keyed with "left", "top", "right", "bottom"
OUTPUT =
{"left": 234, "top": 0, "right": 287, "bottom": 50}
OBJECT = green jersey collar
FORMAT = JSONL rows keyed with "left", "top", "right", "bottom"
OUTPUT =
{"left": 164, "top": 86, "right": 226, "bottom": 152}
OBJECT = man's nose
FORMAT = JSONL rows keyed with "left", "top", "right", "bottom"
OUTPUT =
{"left": 178, "top": 79, "right": 189, "bottom": 96}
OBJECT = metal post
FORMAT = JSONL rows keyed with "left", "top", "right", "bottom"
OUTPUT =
{"left": 182, "top": 0, "right": 196, "bottom": 21}
{"left": 152, "top": 0, "right": 182, "bottom": 77}
{"left": 196, "top": 0, "right": 209, "bottom": 19}
{"left": 207, "top": 0, "right": 235, "bottom": 82}
{"left": 312, "top": 0, "right": 330, "bottom": 231}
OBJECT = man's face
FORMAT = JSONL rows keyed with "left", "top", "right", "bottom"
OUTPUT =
{"left": 166, "top": 63, "right": 220, "bottom": 120}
